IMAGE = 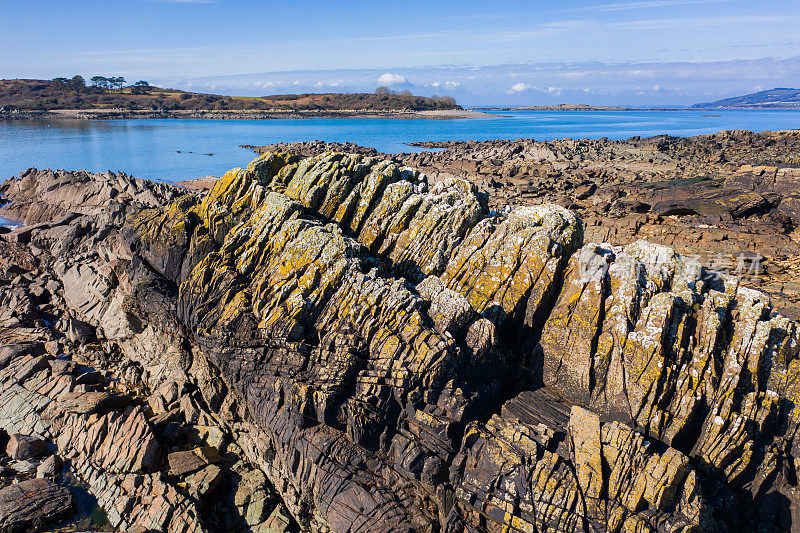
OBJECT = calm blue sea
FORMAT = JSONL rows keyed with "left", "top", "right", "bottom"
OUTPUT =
{"left": 1, "top": 110, "right": 800, "bottom": 183}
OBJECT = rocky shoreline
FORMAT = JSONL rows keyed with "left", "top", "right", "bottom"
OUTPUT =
{"left": 0, "top": 170, "right": 296, "bottom": 532}
{"left": 0, "top": 141, "right": 800, "bottom": 531}
{"left": 0, "top": 108, "right": 492, "bottom": 121}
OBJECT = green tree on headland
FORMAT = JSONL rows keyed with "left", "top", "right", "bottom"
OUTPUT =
{"left": 89, "top": 76, "right": 129, "bottom": 92}
{"left": 70, "top": 75, "right": 86, "bottom": 91}
{"left": 51, "top": 75, "right": 86, "bottom": 92}
{"left": 131, "top": 80, "right": 151, "bottom": 95}
{"left": 51, "top": 77, "right": 70, "bottom": 90}
{"left": 90, "top": 76, "right": 110, "bottom": 89}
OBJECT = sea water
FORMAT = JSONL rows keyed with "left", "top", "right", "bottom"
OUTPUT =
{"left": 1, "top": 110, "right": 799, "bottom": 183}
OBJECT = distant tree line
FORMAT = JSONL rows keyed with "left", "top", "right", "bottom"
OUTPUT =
{"left": 90, "top": 76, "right": 126, "bottom": 91}
{"left": 49, "top": 75, "right": 153, "bottom": 94}
{"left": 375, "top": 86, "right": 457, "bottom": 107}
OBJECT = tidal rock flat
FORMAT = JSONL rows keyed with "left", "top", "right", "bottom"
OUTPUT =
{"left": 0, "top": 150, "right": 799, "bottom": 532}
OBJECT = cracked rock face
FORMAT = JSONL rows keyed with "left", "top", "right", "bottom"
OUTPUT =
{"left": 1, "top": 151, "right": 800, "bottom": 532}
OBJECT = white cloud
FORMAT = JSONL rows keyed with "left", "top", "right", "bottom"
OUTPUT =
{"left": 587, "top": 0, "right": 730, "bottom": 11}
{"left": 431, "top": 80, "right": 461, "bottom": 90}
{"left": 377, "top": 73, "right": 409, "bottom": 86}
{"left": 314, "top": 80, "right": 343, "bottom": 88}
{"left": 506, "top": 83, "right": 562, "bottom": 96}
{"left": 508, "top": 82, "right": 535, "bottom": 93}
{"left": 650, "top": 84, "right": 681, "bottom": 92}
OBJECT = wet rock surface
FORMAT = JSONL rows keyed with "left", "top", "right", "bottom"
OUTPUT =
{"left": 0, "top": 142, "right": 799, "bottom": 531}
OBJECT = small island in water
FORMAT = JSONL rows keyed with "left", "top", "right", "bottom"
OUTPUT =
{"left": 0, "top": 75, "right": 474, "bottom": 120}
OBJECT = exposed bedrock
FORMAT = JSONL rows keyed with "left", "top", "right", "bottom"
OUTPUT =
{"left": 1, "top": 152, "right": 799, "bottom": 532}
{"left": 250, "top": 132, "right": 800, "bottom": 320}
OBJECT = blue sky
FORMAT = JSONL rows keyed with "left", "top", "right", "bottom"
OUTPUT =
{"left": 1, "top": 0, "right": 799, "bottom": 106}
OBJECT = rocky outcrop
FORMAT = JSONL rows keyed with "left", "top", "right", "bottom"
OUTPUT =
{"left": 249, "top": 132, "right": 800, "bottom": 319}
{"left": 116, "top": 152, "right": 581, "bottom": 530}
{"left": 0, "top": 281, "right": 204, "bottom": 531}
{"left": 2, "top": 149, "right": 800, "bottom": 532}
{"left": 0, "top": 167, "right": 182, "bottom": 226}
{"left": 0, "top": 203, "right": 292, "bottom": 532}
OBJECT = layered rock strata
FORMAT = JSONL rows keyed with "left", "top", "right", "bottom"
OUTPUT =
{"left": 1, "top": 150, "right": 799, "bottom": 532}
{"left": 250, "top": 131, "right": 800, "bottom": 319}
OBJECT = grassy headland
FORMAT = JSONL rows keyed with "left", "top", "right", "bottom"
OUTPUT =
{"left": 0, "top": 76, "right": 463, "bottom": 119}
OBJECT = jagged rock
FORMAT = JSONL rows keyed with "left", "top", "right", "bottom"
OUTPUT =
{"left": 568, "top": 406, "right": 603, "bottom": 519}
{"left": 9, "top": 460, "right": 38, "bottom": 476}
{"left": 36, "top": 454, "right": 63, "bottom": 478}
{"left": 0, "top": 167, "right": 182, "bottom": 226}
{"left": 168, "top": 446, "right": 222, "bottom": 476}
{"left": 0, "top": 343, "right": 45, "bottom": 367}
{"left": 260, "top": 504, "right": 293, "bottom": 533}
{"left": 440, "top": 204, "right": 581, "bottom": 324}
{"left": 0, "top": 478, "right": 73, "bottom": 533}
{"left": 114, "top": 152, "right": 584, "bottom": 530}
{"left": 417, "top": 276, "right": 474, "bottom": 335}
{"left": 186, "top": 425, "right": 226, "bottom": 449}
{"left": 251, "top": 133, "right": 800, "bottom": 320}
{"left": 453, "top": 414, "right": 586, "bottom": 531}
{"left": 186, "top": 464, "right": 223, "bottom": 498}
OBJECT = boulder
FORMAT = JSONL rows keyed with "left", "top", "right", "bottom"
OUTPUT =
{"left": 0, "top": 478, "right": 74, "bottom": 532}
{"left": 574, "top": 181, "right": 597, "bottom": 199}
{"left": 168, "top": 446, "right": 222, "bottom": 476}
{"left": 6, "top": 434, "right": 46, "bottom": 461}
{"left": 58, "top": 391, "right": 131, "bottom": 415}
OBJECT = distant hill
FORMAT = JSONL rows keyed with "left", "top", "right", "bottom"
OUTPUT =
{"left": 0, "top": 78, "right": 461, "bottom": 112}
{"left": 692, "top": 88, "right": 800, "bottom": 109}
